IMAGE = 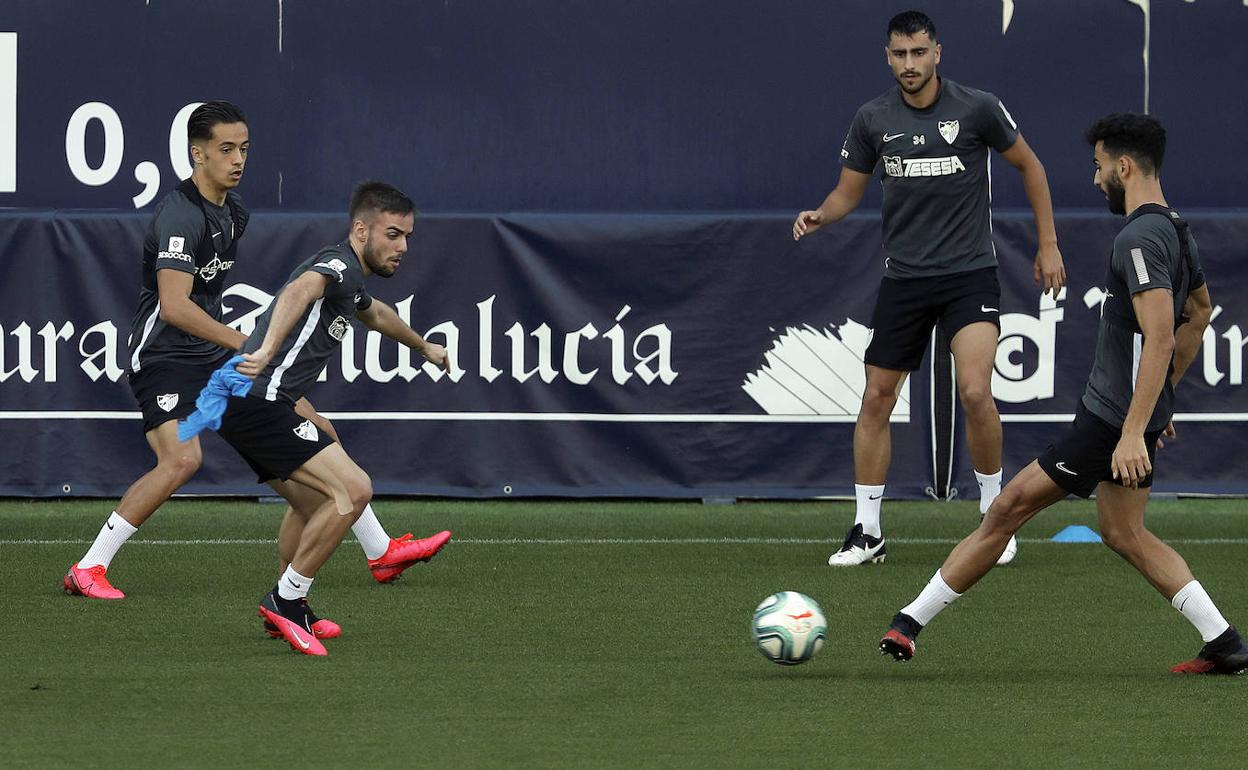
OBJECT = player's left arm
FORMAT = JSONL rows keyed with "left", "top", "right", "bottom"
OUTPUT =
{"left": 1156, "top": 282, "right": 1213, "bottom": 449}
{"left": 356, "top": 299, "right": 449, "bottom": 371}
{"left": 999, "top": 134, "right": 1066, "bottom": 297}
{"left": 1112, "top": 288, "right": 1176, "bottom": 487}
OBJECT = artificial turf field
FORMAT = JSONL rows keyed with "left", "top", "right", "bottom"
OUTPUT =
{"left": 2, "top": 497, "right": 1245, "bottom": 768}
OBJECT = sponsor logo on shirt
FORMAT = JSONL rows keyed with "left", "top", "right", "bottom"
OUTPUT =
{"left": 328, "top": 316, "right": 349, "bottom": 341}
{"left": 197, "top": 256, "right": 234, "bottom": 281}
{"left": 882, "top": 154, "right": 967, "bottom": 178}
{"left": 314, "top": 258, "right": 349, "bottom": 282}
{"left": 158, "top": 235, "right": 193, "bottom": 263}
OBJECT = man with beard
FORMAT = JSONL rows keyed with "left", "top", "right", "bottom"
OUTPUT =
{"left": 878, "top": 113, "right": 1248, "bottom": 675}
{"left": 63, "top": 102, "right": 448, "bottom": 603}
{"left": 793, "top": 10, "right": 1066, "bottom": 567}
{"left": 181, "top": 182, "right": 446, "bottom": 655}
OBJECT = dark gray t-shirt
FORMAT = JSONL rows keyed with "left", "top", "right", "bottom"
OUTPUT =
{"left": 1081, "top": 208, "right": 1203, "bottom": 431}
{"left": 840, "top": 78, "right": 1019, "bottom": 279}
{"left": 128, "top": 184, "right": 243, "bottom": 372}
{"left": 244, "top": 242, "right": 374, "bottom": 405}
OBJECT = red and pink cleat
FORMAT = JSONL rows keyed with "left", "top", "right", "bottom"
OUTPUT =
{"left": 368, "top": 531, "right": 452, "bottom": 583}
{"left": 62, "top": 563, "right": 126, "bottom": 600}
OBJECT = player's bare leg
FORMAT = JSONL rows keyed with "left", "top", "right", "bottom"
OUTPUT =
{"left": 260, "top": 479, "right": 341, "bottom": 641}
{"left": 951, "top": 322, "right": 1014, "bottom": 564}
{"left": 289, "top": 398, "right": 451, "bottom": 579}
{"left": 880, "top": 462, "right": 1065, "bottom": 660}
{"left": 828, "top": 366, "right": 908, "bottom": 566}
{"left": 1093, "top": 482, "right": 1247, "bottom": 673}
{"left": 64, "top": 422, "right": 204, "bottom": 599}
{"left": 257, "top": 444, "right": 370, "bottom": 656}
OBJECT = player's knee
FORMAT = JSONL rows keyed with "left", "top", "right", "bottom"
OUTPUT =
{"left": 161, "top": 446, "right": 202, "bottom": 483}
{"left": 345, "top": 472, "right": 373, "bottom": 512}
{"left": 986, "top": 488, "right": 1028, "bottom": 531}
{"left": 1100, "top": 522, "right": 1142, "bottom": 557}
{"left": 958, "top": 381, "right": 994, "bottom": 415}
{"left": 861, "top": 382, "right": 899, "bottom": 413}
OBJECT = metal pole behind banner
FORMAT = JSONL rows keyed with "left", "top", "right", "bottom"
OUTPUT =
{"left": 926, "top": 326, "right": 958, "bottom": 501}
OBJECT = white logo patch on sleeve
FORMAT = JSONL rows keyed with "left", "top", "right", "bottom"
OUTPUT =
{"left": 168, "top": 236, "right": 185, "bottom": 253}
{"left": 1130, "top": 247, "right": 1150, "bottom": 285}
{"left": 312, "top": 258, "right": 349, "bottom": 282}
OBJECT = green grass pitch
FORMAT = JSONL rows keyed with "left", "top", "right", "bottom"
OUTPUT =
{"left": 2, "top": 497, "right": 1245, "bottom": 768}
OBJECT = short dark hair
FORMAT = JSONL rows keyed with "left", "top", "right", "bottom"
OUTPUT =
{"left": 187, "top": 101, "right": 247, "bottom": 143}
{"left": 349, "top": 181, "right": 416, "bottom": 222}
{"left": 1085, "top": 113, "right": 1166, "bottom": 174}
{"left": 888, "top": 10, "right": 936, "bottom": 41}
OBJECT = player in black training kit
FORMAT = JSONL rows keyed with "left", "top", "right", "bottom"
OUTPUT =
{"left": 879, "top": 114, "right": 1248, "bottom": 675}
{"left": 186, "top": 182, "right": 447, "bottom": 656}
{"left": 64, "top": 103, "right": 448, "bottom": 602}
{"left": 63, "top": 102, "right": 253, "bottom": 599}
{"left": 793, "top": 11, "right": 1066, "bottom": 567}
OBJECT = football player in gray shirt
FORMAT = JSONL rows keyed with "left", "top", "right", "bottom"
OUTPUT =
{"left": 64, "top": 104, "right": 447, "bottom": 603}
{"left": 879, "top": 114, "right": 1247, "bottom": 675}
{"left": 792, "top": 11, "right": 1066, "bottom": 567}
{"left": 214, "top": 182, "right": 448, "bottom": 655}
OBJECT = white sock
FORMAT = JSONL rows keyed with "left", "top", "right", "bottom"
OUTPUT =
{"left": 79, "top": 512, "right": 138, "bottom": 569}
{"left": 351, "top": 504, "right": 391, "bottom": 560}
{"left": 854, "top": 484, "right": 885, "bottom": 538}
{"left": 975, "top": 469, "right": 1003, "bottom": 515}
{"left": 1171, "top": 580, "right": 1231, "bottom": 643}
{"left": 277, "top": 566, "right": 314, "bottom": 601}
{"left": 900, "top": 569, "right": 963, "bottom": 626}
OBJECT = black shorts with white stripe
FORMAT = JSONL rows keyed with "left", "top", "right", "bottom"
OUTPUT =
{"left": 1037, "top": 402, "right": 1164, "bottom": 498}
{"left": 216, "top": 395, "right": 336, "bottom": 483}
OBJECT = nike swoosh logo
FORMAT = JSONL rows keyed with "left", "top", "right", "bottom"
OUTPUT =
{"left": 1055, "top": 461, "right": 1078, "bottom": 476}
{"left": 787, "top": 612, "right": 813, "bottom": 620}
{"left": 868, "top": 494, "right": 883, "bottom": 500}
{"left": 211, "top": 231, "right": 222, "bottom": 239}
{"left": 287, "top": 578, "right": 302, "bottom": 589}
{"left": 883, "top": 132, "right": 906, "bottom": 142}
{"left": 292, "top": 630, "right": 311, "bottom": 650}
{"left": 981, "top": 305, "right": 998, "bottom": 313}
{"left": 106, "top": 522, "right": 115, "bottom": 530}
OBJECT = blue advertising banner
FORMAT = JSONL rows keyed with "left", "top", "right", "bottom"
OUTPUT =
{"left": 1, "top": 210, "right": 1245, "bottom": 498}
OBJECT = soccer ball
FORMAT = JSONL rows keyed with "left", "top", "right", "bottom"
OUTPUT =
{"left": 751, "top": 591, "right": 827, "bottom": 665}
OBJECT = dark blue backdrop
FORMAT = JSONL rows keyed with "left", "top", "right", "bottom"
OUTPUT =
{"left": 0, "top": 1, "right": 1244, "bottom": 211}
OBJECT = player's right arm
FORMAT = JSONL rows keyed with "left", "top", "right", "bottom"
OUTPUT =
{"left": 157, "top": 270, "right": 247, "bottom": 351}
{"left": 236, "top": 271, "right": 330, "bottom": 378}
{"left": 792, "top": 167, "right": 872, "bottom": 240}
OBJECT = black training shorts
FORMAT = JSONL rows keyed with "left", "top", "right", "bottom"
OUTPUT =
{"left": 216, "top": 395, "right": 336, "bottom": 483}
{"left": 128, "top": 362, "right": 216, "bottom": 434}
{"left": 1037, "top": 402, "right": 1165, "bottom": 498}
{"left": 865, "top": 266, "right": 1001, "bottom": 372}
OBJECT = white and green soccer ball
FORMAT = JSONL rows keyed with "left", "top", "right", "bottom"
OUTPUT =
{"left": 752, "top": 591, "right": 827, "bottom": 665}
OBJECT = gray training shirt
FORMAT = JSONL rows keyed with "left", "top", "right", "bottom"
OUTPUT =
{"left": 840, "top": 78, "right": 1019, "bottom": 279}
{"left": 128, "top": 182, "right": 244, "bottom": 372}
{"left": 244, "top": 242, "right": 374, "bottom": 405}
{"left": 1081, "top": 207, "right": 1203, "bottom": 433}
